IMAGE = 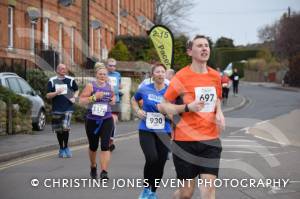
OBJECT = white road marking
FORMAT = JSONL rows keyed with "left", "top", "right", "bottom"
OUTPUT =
{"left": 253, "top": 135, "right": 288, "bottom": 146}
{"left": 0, "top": 134, "right": 138, "bottom": 171}
{"left": 223, "top": 145, "right": 278, "bottom": 149}
{"left": 222, "top": 139, "right": 256, "bottom": 142}
{"left": 222, "top": 150, "right": 256, "bottom": 154}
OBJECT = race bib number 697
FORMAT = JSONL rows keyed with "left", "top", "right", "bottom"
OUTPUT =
{"left": 195, "top": 87, "right": 217, "bottom": 112}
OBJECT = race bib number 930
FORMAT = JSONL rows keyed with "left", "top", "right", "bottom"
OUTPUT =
{"left": 146, "top": 112, "right": 165, "bottom": 129}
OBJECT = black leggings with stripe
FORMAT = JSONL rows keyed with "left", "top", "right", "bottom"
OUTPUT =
{"left": 85, "top": 118, "right": 114, "bottom": 151}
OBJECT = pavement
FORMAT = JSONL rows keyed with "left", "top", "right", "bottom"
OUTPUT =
{"left": 0, "top": 86, "right": 275, "bottom": 163}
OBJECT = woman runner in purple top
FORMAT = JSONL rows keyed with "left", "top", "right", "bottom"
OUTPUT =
{"left": 79, "top": 64, "right": 115, "bottom": 179}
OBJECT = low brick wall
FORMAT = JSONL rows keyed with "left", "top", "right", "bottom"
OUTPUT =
{"left": 0, "top": 100, "right": 6, "bottom": 135}
{"left": 0, "top": 100, "right": 32, "bottom": 135}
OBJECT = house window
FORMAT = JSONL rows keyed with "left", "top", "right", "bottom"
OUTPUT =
{"left": 91, "top": 27, "right": 94, "bottom": 56}
{"left": 30, "top": 22, "right": 35, "bottom": 54}
{"left": 70, "top": 27, "right": 75, "bottom": 64}
{"left": 58, "top": 23, "right": 63, "bottom": 62}
{"left": 8, "top": 6, "right": 14, "bottom": 48}
{"left": 98, "top": 29, "right": 101, "bottom": 60}
{"left": 110, "top": 32, "right": 113, "bottom": 48}
{"left": 43, "top": 18, "right": 49, "bottom": 49}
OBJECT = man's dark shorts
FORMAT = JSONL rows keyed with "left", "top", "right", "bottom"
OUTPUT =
{"left": 172, "top": 138, "right": 222, "bottom": 179}
{"left": 51, "top": 112, "right": 72, "bottom": 132}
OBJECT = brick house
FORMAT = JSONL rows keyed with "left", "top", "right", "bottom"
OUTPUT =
{"left": 0, "top": 0, "right": 155, "bottom": 72}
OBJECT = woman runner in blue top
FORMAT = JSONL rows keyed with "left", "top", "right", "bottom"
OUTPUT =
{"left": 131, "top": 63, "right": 172, "bottom": 199}
{"left": 79, "top": 64, "right": 115, "bottom": 179}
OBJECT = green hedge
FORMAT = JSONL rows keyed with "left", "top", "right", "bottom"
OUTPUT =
{"left": 214, "top": 48, "right": 261, "bottom": 69}
{"left": 0, "top": 86, "right": 31, "bottom": 114}
{"left": 26, "top": 69, "right": 49, "bottom": 99}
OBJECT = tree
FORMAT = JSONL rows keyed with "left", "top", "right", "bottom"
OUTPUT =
{"left": 257, "top": 22, "right": 279, "bottom": 43}
{"left": 275, "top": 13, "right": 300, "bottom": 86}
{"left": 173, "top": 35, "right": 191, "bottom": 71}
{"left": 154, "top": 0, "right": 195, "bottom": 34}
{"left": 108, "top": 40, "right": 131, "bottom": 61}
{"left": 215, "top": 37, "right": 235, "bottom": 48}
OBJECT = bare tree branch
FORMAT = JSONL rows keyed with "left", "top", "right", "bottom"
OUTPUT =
{"left": 154, "top": 0, "right": 195, "bottom": 34}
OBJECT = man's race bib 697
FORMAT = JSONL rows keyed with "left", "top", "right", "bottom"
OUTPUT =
{"left": 234, "top": 76, "right": 239, "bottom": 81}
{"left": 109, "top": 77, "right": 118, "bottom": 87}
{"left": 146, "top": 112, "right": 165, "bottom": 129}
{"left": 55, "top": 84, "right": 68, "bottom": 95}
{"left": 194, "top": 87, "right": 217, "bottom": 112}
{"left": 92, "top": 104, "right": 108, "bottom": 116}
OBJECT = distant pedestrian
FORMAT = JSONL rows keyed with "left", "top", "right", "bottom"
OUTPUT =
{"left": 166, "top": 68, "right": 175, "bottom": 81}
{"left": 221, "top": 72, "right": 231, "bottom": 105}
{"left": 230, "top": 68, "right": 239, "bottom": 96}
{"left": 79, "top": 63, "right": 115, "bottom": 179}
{"left": 46, "top": 63, "right": 79, "bottom": 158}
{"left": 131, "top": 63, "right": 172, "bottom": 199}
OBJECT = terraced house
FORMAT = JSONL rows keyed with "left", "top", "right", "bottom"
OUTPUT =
{"left": 0, "top": 0, "right": 155, "bottom": 72}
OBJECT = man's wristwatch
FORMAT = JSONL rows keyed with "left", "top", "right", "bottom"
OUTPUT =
{"left": 184, "top": 104, "right": 189, "bottom": 112}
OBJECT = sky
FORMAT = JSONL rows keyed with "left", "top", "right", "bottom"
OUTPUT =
{"left": 186, "top": 0, "right": 300, "bottom": 46}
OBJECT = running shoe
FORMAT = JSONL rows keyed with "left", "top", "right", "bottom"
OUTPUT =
{"left": 64, "top": 147, "right": 72, "bottom": 158}
{"left": 58, "top": 149, "right": 66, "bottom": 158}
{"left": 148, "top": 191, "right": 158, "bottom": 199}
{"left": 100, "top": 170, "right": 109, "bottom": 180}
{"left": 109, "top": 144, "right": 116, "bottom": 152}
{"left": 90, "top": 166, "right": 97, "bottom": 179}
{"left": 138, "top": 187, "right": 151, "bottom": 199}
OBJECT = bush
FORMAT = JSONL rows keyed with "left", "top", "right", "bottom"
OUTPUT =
{"left": 0, "top": 86, "right": 32, "bottom": 134}
{"left": 109, "top": 40, "right": 131, "bottom": 61}
{"left": 26, "top": 69, "right": 49, "bottom": 99}
{"left": 173, "top": 35, "right": 191, "bottom": 71}
{"left": 0, "top": 86, "right": 31, "bottom": 114}
{"left": 115, "top": 36, "right": 151, "bottom": 60}
{"left": 72, "top": 104, "right": 87, "bottom": 122}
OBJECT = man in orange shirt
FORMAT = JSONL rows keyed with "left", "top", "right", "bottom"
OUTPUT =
{"left": 157, "top": 35, "right": 225, "bottom": 199}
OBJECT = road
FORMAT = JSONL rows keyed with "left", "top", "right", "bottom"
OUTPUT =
{"left": 1, "top": 83, "right": 300, "bottom": 199}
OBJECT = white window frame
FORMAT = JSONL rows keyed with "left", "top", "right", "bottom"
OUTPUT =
{"left": 43, "top": 18, "right": 49, "bottom": 50}
{"left": 30, "top": 22, "right": 35, "bottom": 54}
{"left": 70, "top": 27, "right": 75, "bottom": 64}
{"left": 58, "top": 23, "right": 63, "bottom": 62}
{"left": 110, "top": 31, "right": 113, "bottom": 47}
{"left": 98, "top": 29, "right": 101, "bottom": 60}
{"left": 91, "top": 27, "right": 94, "bottom": 56}
{"left": 8, "top": 6, "right": 14, "bottom": 48}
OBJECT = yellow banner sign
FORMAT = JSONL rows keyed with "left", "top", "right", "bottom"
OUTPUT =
{"left": 149, "top": 25, "right": 174, "bottom": 69}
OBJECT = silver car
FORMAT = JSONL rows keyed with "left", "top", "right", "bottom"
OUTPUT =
{"left": 0, "top": 72, "right": 46, "bottom": 131}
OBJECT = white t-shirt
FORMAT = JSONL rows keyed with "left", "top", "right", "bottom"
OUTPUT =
{"left": 138, "top": 78, "right": 170, "bottom": 89}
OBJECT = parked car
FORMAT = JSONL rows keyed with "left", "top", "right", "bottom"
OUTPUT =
{"left": 0, "top": 72, "right": 46, "bottom": 131}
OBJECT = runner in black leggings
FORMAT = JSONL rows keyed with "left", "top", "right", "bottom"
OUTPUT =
{"left": 79, "top": 64, "right": 115, "bottom": 179}
{"left": 131, "top": 63, "right": 172, "bottom": 199}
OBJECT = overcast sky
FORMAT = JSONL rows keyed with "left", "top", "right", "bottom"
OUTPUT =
{"left": 185, "top": 0, "right": 300, "bottom": 45}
